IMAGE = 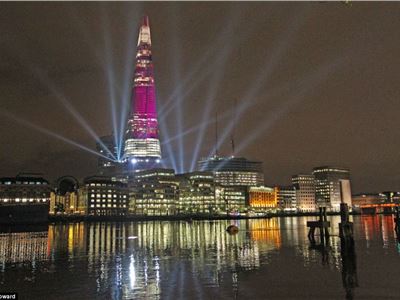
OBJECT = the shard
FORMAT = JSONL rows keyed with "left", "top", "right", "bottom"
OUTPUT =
{"left": 124, "top": 16, "right": 162, "bottom": 168}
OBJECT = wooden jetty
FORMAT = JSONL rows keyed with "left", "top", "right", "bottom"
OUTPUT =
{"left": 307, "top": 207, "right": 330, "bottom": 244}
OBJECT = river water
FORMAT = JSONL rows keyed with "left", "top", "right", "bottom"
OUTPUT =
{"left": 0, "top": 215, "right": 399, "bottom": 299}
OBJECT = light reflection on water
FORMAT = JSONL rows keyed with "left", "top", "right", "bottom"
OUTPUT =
{"left": 0, "top": 215, "right": 399, "bottom": 299}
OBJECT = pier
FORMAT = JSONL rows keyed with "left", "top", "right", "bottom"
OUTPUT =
{"left": 307, "top": 207, "right": 330, "bottom": 244}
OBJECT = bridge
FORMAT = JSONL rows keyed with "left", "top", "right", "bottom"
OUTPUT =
{"left": 358, "top": 203, "right": 399, "bottom": 214}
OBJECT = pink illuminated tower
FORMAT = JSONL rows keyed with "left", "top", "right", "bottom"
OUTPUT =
{"left": 124, "top": 16, "right": 162, "bottom": 167}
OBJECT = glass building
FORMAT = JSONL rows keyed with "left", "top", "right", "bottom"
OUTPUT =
{"left": 124, "top": 16, "right": 162, "bottom": 169}
{"left": 276, "top": 185, "right": 297, "bottom": 212}
{"left": 197, "top": 156, "right": 264, "bottom": 187}
{"left": 312, "top": 166, "right": 351, "bottom": 212}
{"left": 177, "top": 172, "right": 223, "bottom": 215}
{"left": 129, "top": 169, "right": 179, "bottom": 216}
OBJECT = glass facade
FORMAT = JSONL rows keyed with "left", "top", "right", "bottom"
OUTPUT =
{"left": 313, "top": 166, "right": 351, "bottom": 212}
{"left": 124, "top": 16, "right": 161, "bottom": 161}
{"left": 198, "top": 156, "right": 264, "bottom": 187}
{"left": 276, "top": 185, "right": 297, "bottom": 212}
{"left": 129, "top": 169, "right": 178, "bottom": 216}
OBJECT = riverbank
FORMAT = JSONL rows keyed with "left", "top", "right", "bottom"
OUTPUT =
{"left": 48, "top": 211, "right": 356, "bottom": 223}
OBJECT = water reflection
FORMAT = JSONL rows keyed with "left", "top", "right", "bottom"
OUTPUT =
{"left": 0, "top": 225, "right": 49, "bottom": 266}
{"left": 0, "top": 216, "right": 399, "bottom": 299}
{"left": 340, "top": 237, "right": 358, "bottom": 300}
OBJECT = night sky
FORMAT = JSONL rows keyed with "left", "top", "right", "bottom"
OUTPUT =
{"left": 1, "top": 2, "right": 400, "bottom": 193}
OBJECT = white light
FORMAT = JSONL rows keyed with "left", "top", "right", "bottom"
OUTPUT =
{"left": 145, "top": 159, "right": 149, "bottom": 162}
{"left": 131, "top": 158, "right": 138, "bottom": 164}
{"left": 156, "top": 159, "right": 160, "bottom": 163}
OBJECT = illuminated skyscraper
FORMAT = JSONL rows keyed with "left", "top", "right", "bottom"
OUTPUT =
{"left": 124, "top": 16, "right": 161, "bottom": 168}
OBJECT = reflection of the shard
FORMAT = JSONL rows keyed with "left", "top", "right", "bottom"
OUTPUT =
{"left": 0, "top": 228, "right": 49, "bottom": 265}
{"left": 126, "top": 221, "right": 263, "bottom": 271}
{"left": 32, "top": 220, "right": 300, "bottom": 298}
{"left": 94, "top": 221, "right": 266, "bottom": 297}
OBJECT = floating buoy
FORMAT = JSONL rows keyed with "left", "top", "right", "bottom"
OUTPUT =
{"left": 226, "top": 225, "right": 239, "bottom": 235}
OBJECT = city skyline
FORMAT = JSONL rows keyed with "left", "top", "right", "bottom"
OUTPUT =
{"left": 1, "top": 2, "right": 400, "bottom": 193}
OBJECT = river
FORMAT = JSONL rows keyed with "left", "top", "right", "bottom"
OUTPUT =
{"left": 0, "top": 215, "right": 399, "bottom": 299}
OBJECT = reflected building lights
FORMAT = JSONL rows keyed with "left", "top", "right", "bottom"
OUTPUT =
{"left": 3, "top": 216, "right": 398, "bottom": 298}
{"left": 0, "top": 230, "right": 49, "bottom": 265}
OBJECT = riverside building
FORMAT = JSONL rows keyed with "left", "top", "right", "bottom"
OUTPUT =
{"left": 50, "top": 176, "right": 84, "bottom": 214}
{"left": 0, "top": 174, "right": 52, "bottom": 224}
{"left": 221, "top": 186, "right": 248, "bottom": 214}
{"left": 81, "top": 176, "right": 128, "bottom": 216}
{"left": 292, "top": 174, "right": 316, "bottom": 212}
{"left": 313, "top": 166, "right": 352, "bottom": 212}
{"left": 247, "top": 186, "right": 278, "bottom": 213}
{"left": 197, "top": 156, "right": 264, "bottom": 214}
{"left": 178, "top": 172, "right": 223, "bottom": 215}
{"left": 276, "top": 185, "right": 297, "bottom": 212}
{"left": 197, "top": 156, "right": 264, "bottom": 187}
{"left": 129, "top": 169, "right": 179, "bottom": 216}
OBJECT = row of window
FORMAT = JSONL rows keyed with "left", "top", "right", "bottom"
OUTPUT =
{"left": 90, "top": 204, "right": 126, "bottom": 208}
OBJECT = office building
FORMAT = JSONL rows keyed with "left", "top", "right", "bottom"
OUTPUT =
{"left": 276, "top": 185, "right": 297, "bottom": 212}
{"left": 129, "top": 169, "right": 179, "bottom": 216}
{"left": 0, "top": 174, "right": 52, "bottom": 224}
{"left": 178, "top": 172, "right": 223, "bottom": 215}
{"left": 221, "top": 186, "right": 248, "bottom": 214}
{"left": 313, "top": 166, "right": 351, "bottom": 212}
{"left": 247, "top": 186, "right": 278, "bottom": 213}
{"left": 81, "top": 176, "right": 128, "bottom": 216}
{"left": 292, "top": 174, "right": 316, "bottom": 212}
{"left": 197, "top": 156, "right": 264, "bottom": 187}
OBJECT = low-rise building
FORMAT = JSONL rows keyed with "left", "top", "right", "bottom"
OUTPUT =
{"left": 247, "top": 186, "right": 278, "bottom": 213}
{"left": 50, "top": 176, "right": 84, "bottom": 214}
{"left": 276, "top": 185, "right": 297, "bottom": 212}
{"left": 0, "top": 173, "right": 52, "bottom": 224}
{"left": 81, "top": 176, "right": 128, "bottom": 216}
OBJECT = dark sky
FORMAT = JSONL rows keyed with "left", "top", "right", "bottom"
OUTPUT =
{"left": 1, "top": 2, "right": 400, "bottom": 193}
